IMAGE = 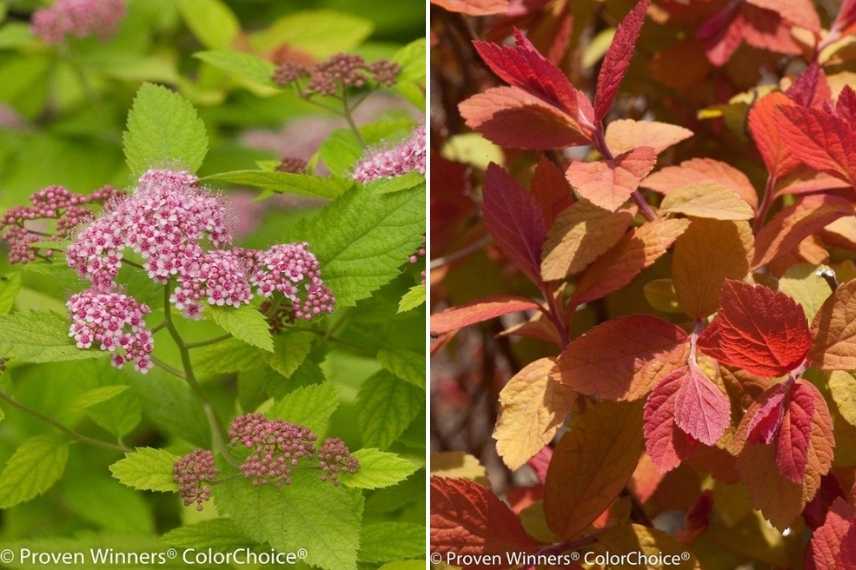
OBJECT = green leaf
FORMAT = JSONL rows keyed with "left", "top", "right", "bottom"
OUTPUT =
{"left": 215, "top": 467, "right": 363, "bottom": 570}
{"left": 162, "top": 518, "right": 253, "bottom": 550}
{"left": 194, "top": 50, "right": 276, "bottom": 90}
{"left": 109, "top": 448, "right": 179, "bottom": 492}
{"left": 207, "top": 304, "right": 274, "bottom": 352}
{"left": 0, "top": 311, "right": 102, "bottom": 364}
{"left": 398, "top": 284, "right": 425, "bottom": 314}
{"left": 392, "top": 39, "right": 426, "bottom": 107}
{"left": 249, "top": 10, "right": 373, "bottom": 57}
{"left": 342, "top": 448, "right": 419, "bottom": 490}
{"left": 319, "top": 119, "right": 413, "bottom": 178}
{"left": 0, "top": 436, "right": 69, "bottom": 508}
{"left": 368, "top": 172, "right": 424, "bottom": 194}
{"left": 87, "top": 386, "right": 142, "bottom": 438}
{"left": 68, "top": 385, "right": 130, "bottom": 414}
{"left": 357, "top": 371, "right": 423, "bottom": 449}
{"left": 129, "top": 372, "right": 210, "bottom": 447}
{"left": 268, "top": 332, "right": 315, "bottom": 379}
{"left": 377, "top": 349, "right": 425, "bottom": 389}
{"left": 269, "top": 383, "right": 339, "bottom": 436}
{"left": 358, "top": 522, "right": 425, "bottom": 563}
{"left": 202, "top": 170, "right": 350, "bottom": 199}
{"left": 123, "top": 83, "right": 208, "bottom": 177}
{"left": 0, "top": 273, "right": 21, "bottom": 314}
{"left": 176, "top": 0, "right": 239, "bottom": 49}
{"left": 62, "top": 476, "right": 153, "bottom": 534}
{"left": 193, "top": 338, "right": 267, "bottom": 377}
{"left": 378, "top": 562, "right": 425, "bottom": 570}
{"left": 306, "top": 185, "right": 425, "bottom": 307}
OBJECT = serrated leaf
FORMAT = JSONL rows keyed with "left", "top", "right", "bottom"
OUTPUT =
{"left": 109, "top": 448, "right": 179, "bottom": 492}
{"left": 605, "top": 119, "right": 693, "bottom": 155}
{"left": 203, "top": 170, "right": 349, "bottom": 199}
{"left": 698, "top": 280, "right": 812, "bottom": 377}
{"left": 342, "top": 448, "right": 419, "bottom": 490}
{"left": 207, "top": 304, "right": 273, "bottom": 352}
{"left": 249, "top": 10, "right": 373, "bottom": 57}
{"left": 0, "top": 273, "right": 21, "bottom": 314}
{"left": 642, "top": 157, "right": 759, "bottom": 210}
{"left": 555, "top": 315, "right": 689, "bottom": 401}
{"left": 378, "top": 348, "right": 424, "bottom": 389}
{"left": 673, "top": 366, "right": 731, "bottom": 446}
{"left": 268, "top": 382, "right": 339, "bottom": 436}
{"left": 566, "top": 147, "right": 657, "bottom": 212}
{"left": 806, "top": 498, "right": 856, "bottom": 570}
{"left": 660, "top": 183, "right": 754, "bottom": 220}
{"left": 176, "top": 0, "right": 239, "bottom": 49}
{"left": 0, "top": 436, "right": 69, "bottom": 508}
{"left": 162, "top": 518, "right": 252, "bottom": 550}
{"left": 305, "top": 185, "right": 424, "bottom": 308}
{"left": 494, "top": 358, "right": 575, "bottom": 470}
{"left": 544, "top": 402, "right": 644, "bottom": 539}
{"left": 392, "top": 39, "right": 426, "bottom": 107}
{"left": 123, "top": 83, "right": 208, "bottom": 177}
{"left": 268, "top": 331, "right": 314, "bottom": 379}
{"left": 215, "top": 467, "right": 363, "bottom": 570}
{"left": 0, "top": 311, "right": 102, "bottom": 363}
{"left": 359, "top": 522, "right": 425, "bottom": 563}
{"left": 398, "top": 284, "right": 425, "bottom": 313}
{"left": 357, "top": 371, "right": 423, "bottom": 449}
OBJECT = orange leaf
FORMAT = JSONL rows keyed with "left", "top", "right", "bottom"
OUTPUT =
{"left": 493, "top": 358, "right": 576, "bottom": 470}
{"left": 544, "top": 401, "right": 644, "bottom": 539}
{"left": 592, "top": 524, "right": 702, "bottom": 569}
{"left": 806, "top": 497, "right": 856, "bottom": 570}
{"left": 745, "top": 0, "right": 821, "bottom": 31}
{"left": 659, "top": 183, "right": 754, "bottom": 220}
{"left": 530, "top": 157, "right": 573, "bottom": 228}
{"left": 672, "top": 219, "right": 753, "bottom": 318}
{"left": 430, "top": 296, "right": 540, "bottom": 335}
{"left": 565, "top": 147, "right": 657, "bottom": 211}
{"left": 540, "top": 199, "right": 635, "bottom": 281}
{"left": 430, "top": 477, "right": 539, "bottom": 562}
{"left": 430, "top": 0, "right": 508, "bottom": 16}
{"left": 571, "top": 218, "right": 691, "bottom": 306}
{"left": 748, "top": 91, "right": 801, "bottom": 179}
{"left": 459, "top": 87, "right": 592, "bottom": 150}
{"left": 604, "top": 119, "right": 693, "bottom": 156}
{"left": 554, "top": 315, "right": 688, "bottom": 401}
{"left": 642, "top": 157, "right": 758, "bottom": 211}
{"left": 811, "top": 279, "right": 856, "bottom": 371}
{"left": 752, "top": 194, "right": 854, "bottom": 268}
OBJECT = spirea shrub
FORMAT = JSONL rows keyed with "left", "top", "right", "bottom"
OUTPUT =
{"left": 0, "top": 3, "right": 426, "bottom": 569}
{"left": 430, "top": 0, "right": 856, "bottom": 568}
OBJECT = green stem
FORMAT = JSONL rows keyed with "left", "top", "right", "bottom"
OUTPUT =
{"left": 342, "top": 90, "right": 366, "bottom": 146}
{"left": 162, "top": 284, "right": 234, "bottom": 463}
{"left": 184, "top": 334, "right": 232, "bottom": 350}
{"left": 0, "top": 390, "right": 128, "bottom": 452}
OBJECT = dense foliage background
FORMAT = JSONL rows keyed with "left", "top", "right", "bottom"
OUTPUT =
{"left": 0, "top": 1, "right": 426, "bottom": 569}
{"left": 430, "top": 0, "right": 856, "bottom": 568}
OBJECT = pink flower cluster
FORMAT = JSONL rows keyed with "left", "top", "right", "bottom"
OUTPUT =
{"left": 352, "top": 126, "right": 426, "bottom": 184}
{"left": 66, "top": 289, "right": 153, "bottom": 372}
{"left": 318, "top": 438, "right": 359, "bottom": 484}
{"left": 248, "top": 244, "right": 335, "bottom": 320}
{"left": 1, "top": 184, "right": 120, "bottom": 264}
{"left": 173, "top": 450, "right": 218, "bottom": 511}
{"left": 229, "top": 413, "right": 316, "bottom": 486}
{"left": 32, "top": 0, "right": 126, "bottom": 44}
{"left": 272, "top": 53, "right": 400, "bottom": 96}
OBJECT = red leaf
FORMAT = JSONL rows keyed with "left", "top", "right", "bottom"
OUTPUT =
{"left": 474, "top": 29, "right": 593, "bottom": 128}
{"left": 565, "top": 146, "right": 657, "bottom": 212}
{"left": 483, "top": 163, "right": 547, "bottom": 284}
{"left": 431, "top": 0, "right": 508, "bottom": 16}
{"left": 778, "top": 104, "right": 856, "bottom": 185}
{"left": 753, "top": 194, "right": 854, "bottom": 268}
{"left": 746, "top": 0, "right": 821, "bottom": 32}
{"left": 643, "top": 368, "right": 699, "bottom": 473}
{"left": 531, "top": 157, "right": 573, "bottom": 228}
{"left": 806, "top": 497, "right": 856, "bottom": 570}
{"left": 699, "top": 3, "right": 801, "bottom": 67}
{"left": 430, "top": 477, "right": 539, "bottom": 564}
{"left": 593, "top": 0, "right": 650, "bottom": 121}
{"left": 527, "top": 446, "right": 552, "bottom": 484}
{"left": 697, "top": 280, "right": 811, "bottom": 377}
{"left": 786, "top": 63, "right": 831, "bottom": 109}
{"left": 833, "top": 0, "right": 856, "bottom": 34}
{"left": 837, "top": 86, "right": 856, "bottom": 125}
{"left": 459, "top": 87, "right": 594, "bottom": 149}
{"left": 747, "top": 381, "right": 789, "bottom": 444}
{"left": 673, "top": 365, "right": 731, "bottom": 446}
{"left": 775, "top": 380, "right": 815, "bottom": 484}
{"left": 431, "top": 296, "right": 540, "bottom": 335}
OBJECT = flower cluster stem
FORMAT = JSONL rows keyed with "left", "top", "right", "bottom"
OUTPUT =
{"left": 162, "top": 284, "right": 234, "bottom": 464}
